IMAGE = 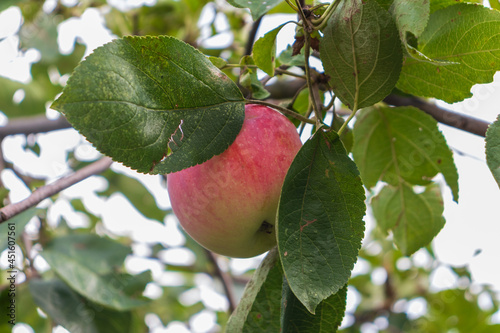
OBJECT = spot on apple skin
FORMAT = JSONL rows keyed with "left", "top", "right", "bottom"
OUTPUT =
{"left": 259, "top": 221, "right": 274, "bottom": 234}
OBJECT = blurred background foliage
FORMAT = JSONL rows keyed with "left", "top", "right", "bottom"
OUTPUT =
{"left": 0, "top": 0, "right": 499, "bottom": 332}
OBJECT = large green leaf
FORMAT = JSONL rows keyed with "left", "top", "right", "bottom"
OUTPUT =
{"left": 30, "top": 279, "right": 133, "bottom": 333}
{"left": 281, "top": 282, "right": 347, "bottom": 332}
{"left": 486, "top": 114, "right": 500, "bottom": 189}
{"left": 352, "top": 106, "right": 459, "bottom": 201}
{"left": 226, "top": 248, "right": 282, "bottom": 332}
{"left": 0, "top": 207, "right": 37, "bottom": 252}
{"left": 371, "top": 182, "right": 445, "bottom": 255}
{"left": 226, "top": 0, "right": 284, "bottom": 20}
{"left": 277, "top": 130, "right": 365, "bottom": 314}
{"left": 320, "top": 0, "right": 402, "bottom": 110}
{"left": 40, "top": 234, "right": 150, "bottom": 310}
{"left": 429, "top": 0, "right": 483, "bottom": 14}
{"left": 253, "top": 23, "right": 289, "bottom": 77}
{"left": 397, "top": 4, "right": 500, "bottom": 103}
{"left": 52, "top": 36, "right": 245, "bottom": 174}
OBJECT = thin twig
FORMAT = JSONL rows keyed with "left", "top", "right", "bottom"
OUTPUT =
{"left": 0, "top": 156, "right": 113, "bottom": 224}
{"left": 205, "top": 250, "right": 237, "bottom": 313}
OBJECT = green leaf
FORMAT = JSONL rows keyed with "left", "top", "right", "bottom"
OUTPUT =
{"left": 226, "top": 0, "right": 284, "bottom": 20}
{"left": 208, "top": 56, "right": 227, "bottom": 69}
{"left": 390, "top": 0, "right": 429, "bottom": 38}
{"left": 397, "top": 4, "right": 500, "bottom": 103}
{"left": 98, "top": 169, "right": 169, "bottom": 221}
{"left": 491, "top": 0, "right": 500, "bottom": 11}
{"left": 430, "top": 0, "right": 482, "bottom": 14}
{"left": 1, "top": 283, "right": 48, "bottom": 332}
{"left": 418, "top": 289, "right": 500, "bottom": 331}
{"left": 40, "top": 234, "right": 150, "bottom": 310}
{"left": 253, "top": 23, "right": 289, "bottom": 76}
{"left": 389, "top": 0, "right": 440, "bottom": 64}
{"left": 320, "top": 0, "right": 403, "bottom": 109}
{"left": 0, "top": 0, "right": 20, "bottom": 11}
{"left": 30, "top": 279, "right": 133, "bottom": 333}
{"left": 352, "top": 106, "right": 459, "bottom": 202}
{"left": 42, "top": 234, "right": 131, "bottom": 274}
{"left": 371, "top": 182, "right": 445, "bottom": 255}
{"left": 277, "top": 130, "right": 365, "bottom": 313}
{"left": 52, "top": 36, "right": 245, "bottom": 174}
{"left": 226, "top": 248, "right": 282, "bottom": 332}
{"left": 277, "top": 45, "right": 306, "bottom": 68}
{"left": 0, "top": 207, "right": 37, "bottom": 252}
{"left": 281, "top": 282, "right": 347, "bottom": 332}
{"left": 486, "top": 114, "right": 500, "bottom": 189}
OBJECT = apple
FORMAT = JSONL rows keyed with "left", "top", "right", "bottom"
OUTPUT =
{"left": 167, "top": 104, "right": 302, "bottom": 258}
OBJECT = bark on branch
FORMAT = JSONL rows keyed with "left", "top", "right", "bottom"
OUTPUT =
{"left": 0, "top": 156, "right": 113, "bottom": 224}
{"left": 384, "top": 94, "right": 490, "bottom": 137}
{"left": 0, "top": 115, "right": 72, "bottom": 138}
{"left": 265, "top": 78, "right": 491, "bottom": 137}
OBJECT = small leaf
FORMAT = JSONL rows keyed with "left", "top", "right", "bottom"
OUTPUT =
{"left": 281, "top": 282, "right": 347, "bottom": 332}
{"left": 40, "top": 234, "right": 150, "bottom": 310}
{"left": 486, "top": 114, "right": 500, "bottom": 189}
{"left": 320, "top": 0, "right": 403, "bottom": 109}
{"left": 397, "top": 4, "right": 500, "bottom": 103}
{"left": 208, "top": 56, "right": 227, "bottom": 69}
{"left": 0, "top": 207, "right": 37, "bottom": 252}
{"left": 30, "top": 279, "right": 133, "bottom": 333}
{"left": 277, "top": 45, "right": 306, "bottom": 67}
{"left": 371, "top": 183, "right": 445, "bottom": 255}
{"left": 277, "top": 130, "right": 365, "bottom": 313}
{"left": 390, "top": 0, "right": 429, "bottom": 38}
{"left": 226, "top": 0, "right": 284, "bottom": 20}
{"left": 352, "top": 106, "right": 459, "bottom": 202}
{"left": 52, "top": 36, "right": 245, "bottom": 174}
{"left": 226, "top": 248, "right": 282, "bottom": 332}
{"left": 390, "top": 0, "right": 445, "bottom": 64}
{"left": 253, "top": 23, "right": 289, "bottom": 76}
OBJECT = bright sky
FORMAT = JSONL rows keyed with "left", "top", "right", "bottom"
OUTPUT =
{"left": 1, "top": 1, "right": 499, "bottom": 332}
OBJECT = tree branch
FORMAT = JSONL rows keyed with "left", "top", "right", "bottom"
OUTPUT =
{"left": 0, "top": 156, "right": 113, "bottom": 224}
{"left": 0, "top": 115, "right": 72, "bottom": 138}
{"left": 263, "top": 79, "right": 492, "bottom": 137}
{"left": 205, "top": 250, "right": 237, "bottom": 313}
{"left": 383, "top": 94, "right": 490, "bottom": 137}
{"left": 245, "top": 16, "right": 263, "bottom": 56}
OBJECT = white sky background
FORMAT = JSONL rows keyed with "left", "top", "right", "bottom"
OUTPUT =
{"left": 1, "top": 1, "right": 500, "bottom": 332}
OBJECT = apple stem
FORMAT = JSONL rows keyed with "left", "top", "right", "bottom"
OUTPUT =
{"left": 245, "top": 99, "right": 316, "bottom": 125}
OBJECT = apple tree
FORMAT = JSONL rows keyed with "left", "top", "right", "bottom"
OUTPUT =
{"left": 1, "top": 0, "right": 500, "bottom": 332}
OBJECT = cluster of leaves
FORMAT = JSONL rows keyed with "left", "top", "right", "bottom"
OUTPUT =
{"left": 1, "top": 0, "right": 500, "bottom": 332}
